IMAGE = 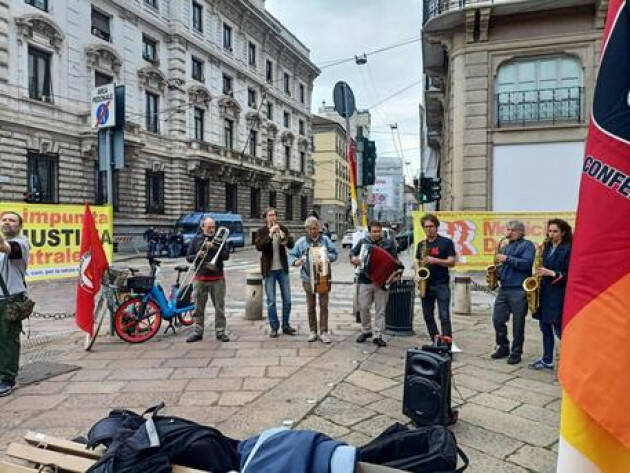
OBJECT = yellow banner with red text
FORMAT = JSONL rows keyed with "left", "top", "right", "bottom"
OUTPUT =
{"left": 412, "top": 211, "right": 576, "bottom": 271}
{"left": 0, "top": 203, "right": 114, "bottom": 281}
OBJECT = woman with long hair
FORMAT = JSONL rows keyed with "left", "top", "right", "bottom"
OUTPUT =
{"left": 529, "top": 218, "right": 573, "bottom": 370}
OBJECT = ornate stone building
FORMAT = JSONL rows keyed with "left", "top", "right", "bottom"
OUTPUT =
{"left": 422, "top": 0, "right": 607, "bottom": 211}
{"left": 0, "top": 0, "right": 319, "bottom": 244}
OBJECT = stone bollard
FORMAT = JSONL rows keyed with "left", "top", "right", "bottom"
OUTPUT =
{"left": 453, "top": 275, "right": 472, "bottom": 315}
{"left": 245, "top": 269, "right": 263, "bottom": 320}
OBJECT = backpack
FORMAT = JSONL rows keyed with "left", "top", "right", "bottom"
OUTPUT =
{"left": 85, "top": 403, "right": 240, "bottom": 473}
{"left": 359, "top": 423, "right": 468, "bottom": 473}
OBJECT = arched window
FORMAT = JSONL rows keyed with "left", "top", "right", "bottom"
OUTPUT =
{"left": 495, "top": 56, "right": 583, "bottom": 126}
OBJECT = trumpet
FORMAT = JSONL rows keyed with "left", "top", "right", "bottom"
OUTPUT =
{"left": 486, "top": 237, "right": 506, "bottom": 291}
{"left": 417, "top": 240, "right": 430, "bottom": 298}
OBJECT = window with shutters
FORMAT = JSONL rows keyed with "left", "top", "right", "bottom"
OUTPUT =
{"left": 91, "top": 8, "right": 111, "bottom": 42}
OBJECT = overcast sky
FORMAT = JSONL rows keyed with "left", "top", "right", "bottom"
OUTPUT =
{"left": 265, "top": 0, "right": 422, "bottom": 182}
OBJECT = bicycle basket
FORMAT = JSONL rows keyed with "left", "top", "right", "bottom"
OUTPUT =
{"left": 104, "top": 268, "right": 129, "bottom": 290}
{"left": 126, "top": 276, "right": 154, "bottom": 293}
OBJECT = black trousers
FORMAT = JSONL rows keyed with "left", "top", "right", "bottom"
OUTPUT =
{"left": 420, "top": 283, "right": 452, "bottom": 338}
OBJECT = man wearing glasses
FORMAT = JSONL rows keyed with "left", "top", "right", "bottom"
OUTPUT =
{"left": 491, "top": 220, "right": 535, "bottom": 365}
{"left": 415, "top": 214, "right": 457, "bottom": 349}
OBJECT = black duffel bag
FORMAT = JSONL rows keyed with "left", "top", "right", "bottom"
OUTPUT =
{"left": 359, "top": 423, "right": 468, "bottom": 473}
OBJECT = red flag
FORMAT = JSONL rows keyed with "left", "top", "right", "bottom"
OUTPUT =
{"left": 75, "top": 203, "right": 109, "bottom": 335}
{"left": 557, "top": 1, "right": 630, "bottom": 470}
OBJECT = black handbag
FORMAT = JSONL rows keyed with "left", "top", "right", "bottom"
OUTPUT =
{"left": 0, "top": 272, "right": 35, "bottom": 322}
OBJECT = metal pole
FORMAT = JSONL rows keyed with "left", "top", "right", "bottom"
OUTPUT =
{"left": 343, "top": 85, "right": 359, "bottom": 230}
{"left": 106, "top": 128, "right": 113, "bottom": 206}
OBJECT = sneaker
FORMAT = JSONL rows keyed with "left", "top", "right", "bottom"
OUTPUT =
{"left": 0, "top": 381, "right": 13, "bottom": 397}
{"left": 507, "top": 354, "right": 522, "bottom": 365}
{"left": 307, "top": 332, "right": 318, "bottom": 342}
{"left": 282, "top": 326, "right": 297, "bottom": 336}
{"left": 529, "top": 359, "right": 554, "bottom": 370}
{"left": 216, "top": 332, "right": 230, "bottom": 342}
{"left": 373, "top": 337, "right": 387, "bottom": 347}
{"left": 490, "top": 346, "right": 510, "bottom": 359}
{"left": 451, "top": 342, "right": 463, "bottom": 353}
{"left": 269, "top": 329, "right": 279, "bottom": 338}
{"left": 320, "top": 332, "right": 332, "bottom": 344}
{"left": 356, "top": 332, "right": 373, "bottom": 343}
{"left": 186, "top": 332, "right": 203, "bottom": 343}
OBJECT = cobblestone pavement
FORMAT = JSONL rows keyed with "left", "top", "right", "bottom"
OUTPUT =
{"left": 1, "top": 290, "right": 560, "bottom": 472}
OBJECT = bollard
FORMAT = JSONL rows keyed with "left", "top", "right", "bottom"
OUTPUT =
{"left": 245, "top": 269, "right": 263, "bottom": 320}
{"left": 453, "top": 275, "right": 472, "bottom": 315}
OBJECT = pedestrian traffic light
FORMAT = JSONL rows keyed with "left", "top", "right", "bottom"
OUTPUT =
{"left": 361, "top": 138, "right": 376, "bottom": 186}
{"left": 419, "top": 175, "right": 441, "bottom": 203}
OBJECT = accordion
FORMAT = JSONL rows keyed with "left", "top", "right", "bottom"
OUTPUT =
{"left": 359, "top": 244, "right": 401, "bottom": 287}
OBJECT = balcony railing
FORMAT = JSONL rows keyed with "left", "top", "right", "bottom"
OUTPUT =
{"left": 423, "top": 0, "right": 488, "bottom": 24}
{"left": 495, "top": 86, "right": 582, "bottom": 127}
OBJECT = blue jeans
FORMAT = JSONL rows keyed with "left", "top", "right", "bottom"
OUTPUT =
{"left": 264, "top": 270, "right": 292, "bottom": 330}
{"left": 540, "top": 320, "right": 562, "bottom": 364}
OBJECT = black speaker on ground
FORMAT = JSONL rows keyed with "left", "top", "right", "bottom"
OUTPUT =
{"left": 402, "top": 346, "right": 452, "bottom": 426}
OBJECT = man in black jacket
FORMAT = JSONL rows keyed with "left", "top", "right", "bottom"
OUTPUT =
{"left": 186, "top": 217, "right": 230, "bottom": 343}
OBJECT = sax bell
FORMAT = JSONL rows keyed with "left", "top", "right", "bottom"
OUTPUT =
{"left": 417, "top": 267, "right": 430, "bottom": 297}
{"left": 522, "top": 277, "right": 539, "bottom": 292}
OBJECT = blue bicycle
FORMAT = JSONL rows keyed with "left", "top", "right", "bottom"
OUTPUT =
{"left": 113, "top": 258, "right": 195, "bottom": 343}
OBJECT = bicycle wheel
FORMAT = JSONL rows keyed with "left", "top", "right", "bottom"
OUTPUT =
{"left": 177, "top": 309, "right": 194, "bottom": 326}
{"left": 114, "top": 297, "right": 162, "bottom": 343}
{"left": 84, "top": 296, "right": 107, "bottom": 351}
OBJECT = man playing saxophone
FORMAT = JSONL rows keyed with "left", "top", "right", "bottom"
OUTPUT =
{"left": 185, "top": 217, "right": 231, "bottom": 343}
{"left": 491, "top": 220, "right": 535, "bottom": 365}
{"left": 414, "top": 214, "right": 457, "bottom": 345}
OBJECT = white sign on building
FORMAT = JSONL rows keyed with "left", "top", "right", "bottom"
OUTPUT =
{"left": 371, "top": 176, "right": 394, "bottom": 207}
{"left": 91, "top": 84, "right": 116, "bottom": 129}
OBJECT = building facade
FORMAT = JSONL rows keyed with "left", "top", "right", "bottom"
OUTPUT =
{"left": 422, "top": 0, "right": 607, "bottom": 211}
{"left": 0, "top": 0, "right": 319, "bottom": 245}
{"left": 373, "top": 155, "right": 404, "bottom": 226}
{"left": 311, "top": 114, "right": 349, "bottom": 237}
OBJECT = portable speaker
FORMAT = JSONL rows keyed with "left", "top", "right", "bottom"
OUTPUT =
{"left": 402, "top": 347, "right": 451, "bottom": 426}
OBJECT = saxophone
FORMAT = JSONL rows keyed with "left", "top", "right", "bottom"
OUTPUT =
{"left": 523, "top": 240, "right": 545, "bottom": 314}
{"left": 417, "top": 240, "right": 430, "bottom": 298}
{"left": 486, "top": 237, "right": 506, "bottom": 291}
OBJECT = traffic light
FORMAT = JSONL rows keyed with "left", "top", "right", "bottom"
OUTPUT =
{"left": 361, "top": 138, "right": 376, "bottom": 186}
{"left": 419, "top": 175, "right": 441, "bottom": 203}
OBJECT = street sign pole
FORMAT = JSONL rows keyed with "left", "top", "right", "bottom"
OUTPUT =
{"left": 106, "top": 128, "right": 113, "bottom": 207}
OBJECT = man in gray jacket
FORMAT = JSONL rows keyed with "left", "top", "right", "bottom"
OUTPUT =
{"left": 0, "top": 211, "right": 30, "bottom": 397}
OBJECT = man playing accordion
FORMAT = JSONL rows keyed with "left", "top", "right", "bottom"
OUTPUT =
{"left": 288, "top": 216, "right": 338, "bottom": 343}
{"left": 350, "top": 221, "right": 398, "bottom": 347}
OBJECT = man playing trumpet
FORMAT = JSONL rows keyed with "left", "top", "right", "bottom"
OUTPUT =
{"left": 414, "top": 214, "right": 457, "bottom": 347}
{"left": 288, "top": 216, "right": 338, "bottom": 343}
{"left": 186, "top": 217, "right": 231, "bottom": 343}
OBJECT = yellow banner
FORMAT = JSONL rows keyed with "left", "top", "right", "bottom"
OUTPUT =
{"left": 0, "top": 203, "right": 114, "bottom": 281}
{"left": 412, "top": 211, "right": 576, "bottom": 271}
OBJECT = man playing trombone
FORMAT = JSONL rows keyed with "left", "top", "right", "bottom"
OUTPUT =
{"left": 186, "top": 217, "right": 231, "bottom": 343}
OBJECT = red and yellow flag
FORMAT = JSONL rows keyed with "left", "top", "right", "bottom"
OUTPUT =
{"left": 557, "top": 2, "right": 630, "bottom": 471}
{"left": 348, "top": 137, "right": 358, "bottom": 229}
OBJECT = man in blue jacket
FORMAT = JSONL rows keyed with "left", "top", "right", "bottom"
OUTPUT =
{"left": 491, "top": 220, "right": 535, "bottom": 364}
{"left": 288, "top": 216, "right": 338, "bottom": 343}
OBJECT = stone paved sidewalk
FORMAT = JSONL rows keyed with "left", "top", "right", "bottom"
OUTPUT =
{"left": 0, "top": 305, "right": 560, "bottom": 473}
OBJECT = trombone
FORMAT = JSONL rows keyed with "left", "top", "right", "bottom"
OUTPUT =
{"left": 178, "top": 226, "right": 230, "bottom": 292}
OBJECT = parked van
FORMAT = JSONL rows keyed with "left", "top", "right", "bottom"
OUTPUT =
{"left": 175, "top": 212, "right": 245, "bottom": 253}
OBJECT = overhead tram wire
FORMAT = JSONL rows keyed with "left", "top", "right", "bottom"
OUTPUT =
{"left": 366, "top": 79, "right": 422, "bottom": 111}
{"left": 316, "top": 36, "right": 420, "bottom": 70}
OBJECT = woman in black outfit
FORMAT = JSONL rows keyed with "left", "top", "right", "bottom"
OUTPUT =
{"left": 529, "top": 218, "right": 572, "bottom": 370}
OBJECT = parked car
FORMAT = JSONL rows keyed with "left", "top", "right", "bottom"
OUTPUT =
{"left": 341, "top": 230, "right": 355, "bottom": 248}
{"left": 175, "top": 212, "right": 245, "bottom": 253}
